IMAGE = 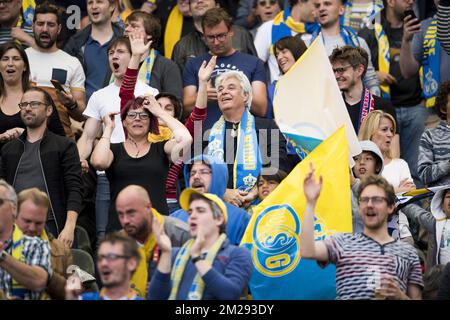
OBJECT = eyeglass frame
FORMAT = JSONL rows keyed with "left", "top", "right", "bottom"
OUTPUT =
{"left": 204, "top": 31, "right": 229, "bottom": 43}
{"left": 189, "top": 169, "right": 212, "bottom": 178}
{"left": 257, "top": 0, "right": 277, "bottom": 6}
{"left": 358, "top": 196, "right": 388, "bottom": 205}
{"left": 97, "top": 253, "right": 131, "bottom": 263}
{"left": 18, "top": 101, "right": 48, "bottom": 110}
{"left": 126, "top": 111, "right": 150, "bottom": 120}
{"left": 332, "top": 64, "right": 354, "bottom": 75}
{"left": 0, "top": 0, "right": 14, "bottom": 6}
{"left": 0, "top": 198, "right": 15, "bottom": 206}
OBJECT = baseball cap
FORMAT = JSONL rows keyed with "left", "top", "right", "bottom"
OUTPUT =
{"left": 179, "top": 188, "right": 228, "bottom": 224}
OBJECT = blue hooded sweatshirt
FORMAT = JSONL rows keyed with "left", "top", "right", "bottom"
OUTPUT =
{"left": 170, "top": 155, "right": 250, "bottom": 245}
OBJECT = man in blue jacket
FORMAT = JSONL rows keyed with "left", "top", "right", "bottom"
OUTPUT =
{"left": 171, "top": 155, "right": 250, "bottom": 245}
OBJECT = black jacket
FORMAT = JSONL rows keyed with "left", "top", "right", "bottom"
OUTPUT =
{"left": 0, "top": 130, "right": 83, "bottom": 234}
{"left": 63, "top": 22, "right": 123, "bottom": 81}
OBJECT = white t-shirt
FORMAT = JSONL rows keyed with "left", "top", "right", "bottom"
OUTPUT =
{"left": 440, "top": 220, "right": 450, "bottom": 265}
{"left": 26, "top": 48, "right": 85, "bottom": 92}
{"left": 382, "top": 158, "right": 413, "bottom": 188}
{"left": 253, "top": 20, "right": 312, "bottom": 83}
{"left": 83, "top": 81, "right": 159, "bottom": 143}
{"left": 382, "top": 158, "right": 413, "bottom": 240}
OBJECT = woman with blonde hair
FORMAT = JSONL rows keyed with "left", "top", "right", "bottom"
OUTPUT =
{"left": 358, "top": 110, "right": 415, "bottom": 194}
{"left": 358, "top": 110, "right": 415, "bottom": 244}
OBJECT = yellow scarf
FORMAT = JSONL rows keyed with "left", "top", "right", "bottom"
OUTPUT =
{"left": 147, "top": 125, "right": 173, "bottom": 143}
{"left": 130, "top": 208, "right": 164, "bottom": 298}
{"left": 164, "top": 5, "right": 184, "bottom": 59}
{"left": 375, "top": 23, "right": 390, "bottom": 97}
{"left": 273, "top": 10, "right": 306, "bottom": 34}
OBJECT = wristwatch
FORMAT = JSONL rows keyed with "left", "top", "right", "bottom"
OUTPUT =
{"left": 191, "top": 255, "right": 204, "bottom": 264}
{"left": 66, "top": 101, "right": 78, "bottom": 111}
{"left": 0, "top": 250, "right": 6, "bottom": 263}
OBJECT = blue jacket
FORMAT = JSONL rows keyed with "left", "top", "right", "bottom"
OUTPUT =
{"left": 170, "top": 155, "right": 250, "bottom": 245}
{"left": 148, "top": 239, "right": 252, "bottom": 300}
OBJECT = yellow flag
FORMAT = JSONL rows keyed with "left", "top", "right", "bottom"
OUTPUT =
{"left": 241, "top": 127, "right": 352, "bottom": 299}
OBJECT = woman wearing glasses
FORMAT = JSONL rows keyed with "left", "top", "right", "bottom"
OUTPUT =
{"left": 90, "top": 93, "right": 192, "bottom": 231}
{"left": 0, "top": 42, "right": 64, "bottom": 148}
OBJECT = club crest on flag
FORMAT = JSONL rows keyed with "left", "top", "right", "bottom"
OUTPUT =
{"left": 252, "top": 204, "right": 333, "bottom": 278}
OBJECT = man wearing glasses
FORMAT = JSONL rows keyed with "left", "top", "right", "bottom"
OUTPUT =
{"left": 300, "top": 166, "right": 423, "bottom": 300}
{"left": 0, "top": 87, "right": 82, "bottom": 248}
{"left": 66, "top": 233, "right": 143, "bottom": 300}
{"left": 182, "top": 7, "right": 267, "bottom": 129}
{"left": 172, "top": 0, "right": 257, "bottom": 74}
{"left": 171, "top": 155, "right": 250, "bottom": 245}
{"left": 329, "top": 46, "right": 397, "bottom": 136}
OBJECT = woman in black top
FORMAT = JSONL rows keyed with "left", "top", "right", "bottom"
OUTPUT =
{"left": 90, "top": 94, "right": 192, "bottom": 231}
{"left": 0, "top": 42, "right": 64, "bottom": 148}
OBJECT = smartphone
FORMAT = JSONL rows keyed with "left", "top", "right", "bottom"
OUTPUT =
{"left": 404, "top": 9, "right": 417, "bottom": 20}
{"left": 50, "top": 79, "right": 66, "bottom": 93}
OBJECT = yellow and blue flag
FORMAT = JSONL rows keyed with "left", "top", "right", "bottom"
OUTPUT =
{"left": 20, "top": 0, "right": 36, "bottom": 27}
{"left": 273, "top": 37, "right": 361, "bottom": 161}
{"left": 241, "top": 127, "right": 352, "bottom": 299}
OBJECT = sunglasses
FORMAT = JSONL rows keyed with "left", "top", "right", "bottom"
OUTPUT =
{"left": 97, "top": 253, "right": 130, "bottom": 262}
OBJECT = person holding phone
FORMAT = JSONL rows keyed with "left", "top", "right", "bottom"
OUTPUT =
{"left": 400, "top": 0, "right": 450, "bottom": 115}
{"left": 26, "top": 2, "right": 87, "bottom": 139}
{"left": 358, "top": 1, "right": 425, "bottom": 188}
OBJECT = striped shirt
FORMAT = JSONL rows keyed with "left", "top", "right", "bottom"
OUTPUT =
{"left": 321, "top": 233, "right": 423, "bottom": 300}
{"left": 0, "top": 26, "right": 33, "bottom": 45}
{"left": 437, "top": 1, "right": 450, "bottom": 56}
{"left": 0, "top": 231, "right": 52, "bottom": 300}
{"left": 418, "top": 121, "right": 450, "bottom": 187}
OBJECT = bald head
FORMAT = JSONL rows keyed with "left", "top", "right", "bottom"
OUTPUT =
{"left": 116, "top": 185, "right": 151, "bottom": 206}
{"left": 115, "top": 185, "right": 153, "bottom": 241}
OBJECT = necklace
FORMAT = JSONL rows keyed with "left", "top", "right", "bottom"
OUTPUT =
{"left": 127, "top": 137, "right": 148, "bottom": 158}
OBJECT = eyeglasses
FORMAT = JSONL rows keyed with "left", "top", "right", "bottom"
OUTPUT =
{"left": 18, "top": 101, "right": 47, "bottom": 109}
{"left": 204, "top": 32, "right": 228, "bottom": 43}
{"left": 97, "top": 253, "right": 130, "bottom": 262}
{"left": 0, "top": 198, "right": 14, "bottom": 206}
{"left": 0, "top": 0, "right": 14, "bottom": 6}
{"left": 126, "top": 111, "right": 150, "bottom": 120}
{"left": 189, "top": 169, "right": 212, "bottom": 177}
{"left": 258, "top": 0, "right": 277, "bottom": 6}
{"left": 359, "top": 196, "right": 388, "bottom": 205}
{"left": 332, "top": 65, "right": 353, "bottom": 75}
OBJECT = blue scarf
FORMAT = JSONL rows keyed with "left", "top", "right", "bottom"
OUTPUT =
{"left": 207, "top": 108, "right": 262, "bottom": 192}
{"left": 271, "top": 7, "right": 318, "bottom": 45}
{"left": 310, "top": 25, "right": 360, "bottom": 47}
{"left": 422, "top": 19, "right": 440, "bottom": 108}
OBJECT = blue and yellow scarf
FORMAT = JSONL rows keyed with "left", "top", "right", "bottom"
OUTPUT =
{"left": 138, "top": 48, "right": 158, "bottom": 86}
{"left": 169, "top": 234, "right": 226, "bottom": 300}
{"left": 271, "top": 7, "right": 318, "bottom": 45}
{"left": 374, "top": 22, "right": 391, "bottom": 98}
{"left": 421, "top": 19, "right": 440, "bottom": 108}
{"left": 310, "top": 25, "right": 360, "bottom": 47}
{"left": 207, "top": 108, "right": 262, "bottom": 192}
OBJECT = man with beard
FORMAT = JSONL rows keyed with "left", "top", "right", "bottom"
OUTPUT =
{"left": 300, "top": 164, "right": 423, "bottom": 299}
{"left": 66, "top": 233, "right": 142, "bottom": 300}
{"left": 25, "top": 2, "right": 86, "bottom": 140}
{"left": 329, "top": 46, "right": 398, "bottom": 136}
{"left": 115, "top": 185, "right": 190, "bottom": 298}
{"left": 0, "top": 87, "right": 82, "bottom": 247}
{"left": 64, "top": 0, "right": 122, "bottom": 101}
{"left": 171, "top": 155, "right": 250, "bottom": 245}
